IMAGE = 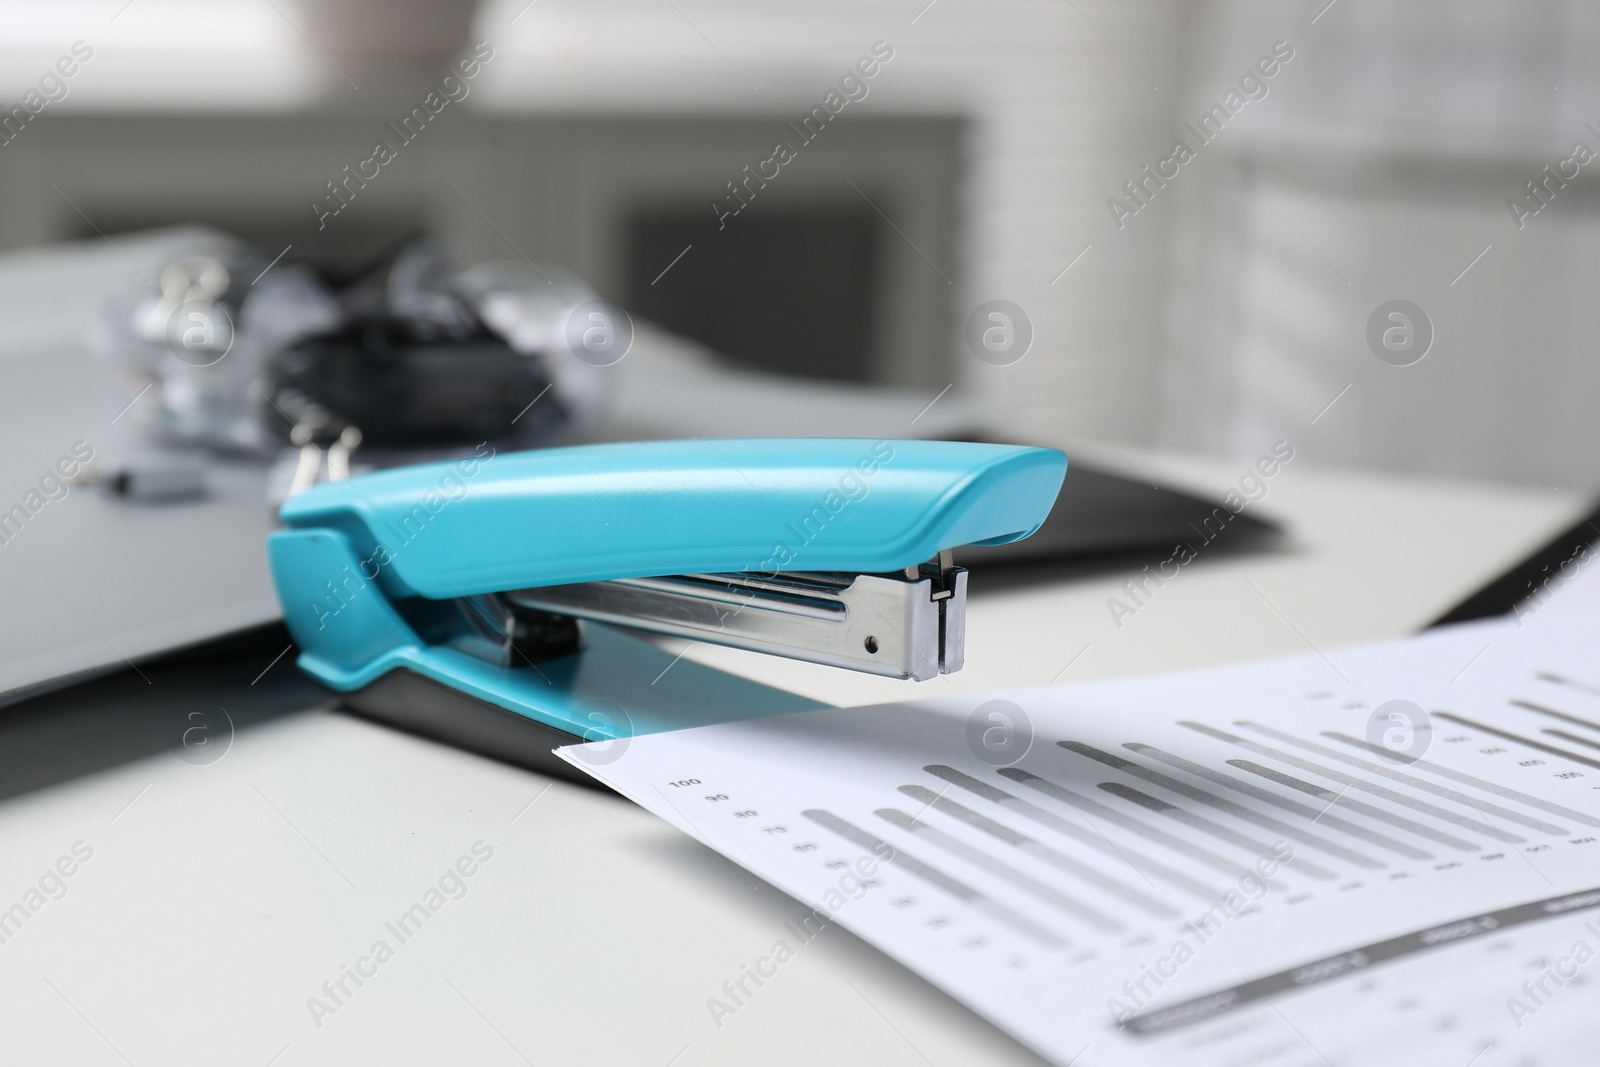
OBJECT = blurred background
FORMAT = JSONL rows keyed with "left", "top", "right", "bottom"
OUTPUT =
{"left": 0, "top": 0, "right": 1593, "bottom": 486}
{"left": 2, "top": 7, "right": 1596, "bottom": 1060}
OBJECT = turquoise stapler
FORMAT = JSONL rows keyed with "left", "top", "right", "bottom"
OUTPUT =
{"left": 268, "top": 438, "right": 1066, "bottom": 781}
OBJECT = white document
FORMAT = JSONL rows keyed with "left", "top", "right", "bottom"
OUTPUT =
{"left": 561, "top": 588, "right": 1600, "bottom": 1065}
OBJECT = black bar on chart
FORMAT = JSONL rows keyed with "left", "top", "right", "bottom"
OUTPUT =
{"left": 924, "top": 765, "right": 1223, "bottom": 901}
{"left": 1226, "top": 759, "right": 1478, "bottom": 851}
{"left": 1434, "top": 711, "right": 1600, "bottom": 773}
{"left": 997, "top": 767, "right": 1255, "bottom": 884}
{"left": 1236, "top": 722, "right": 1569, "bottom": 835}
{"left": 1127, "top": 743, "right": 1431, "bottom": 860}
{"left": 1096, "top": 781, "right": 1336, "bottom": 881}
{"left": 1512, "top": 697, "right": 1600, "bottom": 734}
{"left": 802, "top": 808, "right": 1067, "bottom": 948}
{"left": 1536, "top": 672, "right": 1600, "bottom": 701}
{"left": 899, "top": 784, "right": 1178, "bottom": 917}
{"left": 1181, "top": 721, "right": 1530, "bottom": 843}
{"left": 1545, "top": 728, "right": 1600, "bottom": 753}
{"left": 1318, "top": 730, "right": 1600, "bottom": 829}
{"left": 1060, "top": 741, "right": 1384, "bottom": 870}
{"left": 876, "top": 808, "right": 1123, "bottom": 933}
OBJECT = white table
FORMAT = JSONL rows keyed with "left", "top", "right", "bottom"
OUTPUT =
{"left": 0, "top": 441, "right": 1581, "bottom": 1067}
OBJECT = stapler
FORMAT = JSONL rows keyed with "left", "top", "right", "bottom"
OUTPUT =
{"left": 268, "top": 438, "right": 1066, "bottom": 782}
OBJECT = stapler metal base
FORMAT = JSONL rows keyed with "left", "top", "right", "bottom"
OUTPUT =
{"left": 509, "top": 554, "right": 965, "bottom": 682}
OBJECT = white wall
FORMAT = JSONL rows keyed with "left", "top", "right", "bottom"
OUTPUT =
{"left": 472, "top": 0, "right": 1189, "bottom": 444}
{"left": 2, "top": 0, "right": 1192, "bottom": 449}
{"left": 1158, "top": 0, "right": 1600, "bottom": 491}
{"left": 5, "top": 0, "right": 1591, "bottom": 490}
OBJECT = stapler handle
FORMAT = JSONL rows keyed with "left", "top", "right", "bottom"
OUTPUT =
{"left": 265, "top": 438, "right": 1065, "bottom": 775}
{"left": 274, "top": 438, "right": 1066, "bottom": 600}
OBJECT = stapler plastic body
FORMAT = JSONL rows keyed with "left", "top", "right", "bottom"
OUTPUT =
{"left": 268, "top": 438, "right": 1065, "bottom": 781}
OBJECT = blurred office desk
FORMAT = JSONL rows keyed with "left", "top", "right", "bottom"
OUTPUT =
{"left": 0, "top": 231, "right": 986, "bottom": 703}
{"left": 0, "top": 448, "right": 1584, "bottom": 1066}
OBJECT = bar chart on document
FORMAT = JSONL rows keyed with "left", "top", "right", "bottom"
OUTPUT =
{"left": 567, "top": 599, "right": 1600, "bottom": 1067}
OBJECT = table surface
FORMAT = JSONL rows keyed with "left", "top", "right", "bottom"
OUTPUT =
{"left": 0, "top": 434, "right": 1582, "bottom": 1067}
